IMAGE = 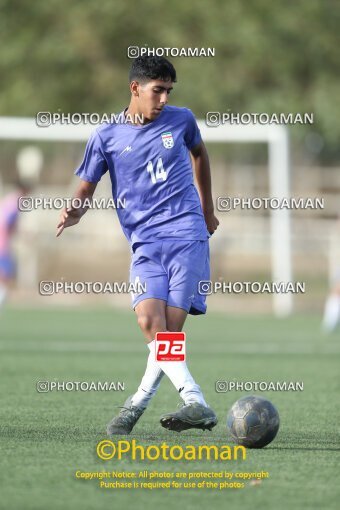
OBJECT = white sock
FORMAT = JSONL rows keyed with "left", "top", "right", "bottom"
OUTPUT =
{"left": 148, "top": 339, "right": 208, "bottom": 407}
{"left": 131, "top": 347, "right": 165, "bottom": 409}
{"left": 322, "top": 294, "right": 340, "bottom": 332}
{"left": 0, "top": 283, "right": 7, "bottom": 308}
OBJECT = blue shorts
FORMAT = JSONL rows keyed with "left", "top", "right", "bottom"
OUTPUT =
{"left": 0, "top": 254, "right": 16, "bottom": 280}
{"left": 130, "top": 240, "right": 210, "bottom": 315}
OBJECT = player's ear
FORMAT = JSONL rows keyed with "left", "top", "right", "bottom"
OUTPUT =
{"left": 130, "top": 80, "right": 140, "bottom": 97}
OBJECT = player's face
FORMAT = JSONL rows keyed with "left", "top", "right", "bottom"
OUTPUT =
{"left": 138, "top": 79, "right": 173, "bottom": 121}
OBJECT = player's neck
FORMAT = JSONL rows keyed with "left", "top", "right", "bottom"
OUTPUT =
{"left": 124, "top": 103, "right": 151, "bottom": 126}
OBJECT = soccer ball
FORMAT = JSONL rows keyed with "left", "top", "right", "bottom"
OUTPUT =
{"left": 227, "top": 396, "right": 280, "bottom": 448}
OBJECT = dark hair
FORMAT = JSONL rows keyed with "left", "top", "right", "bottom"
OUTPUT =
{"left": 129, "top": 56, "right": 177, "bottom": 83}
{"left": 15, "top": 179, "right": 33, "bottom": 193}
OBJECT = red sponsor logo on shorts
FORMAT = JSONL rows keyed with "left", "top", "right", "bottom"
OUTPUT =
{"left": 155, "top": 332, "right": 186, "bottom": 361}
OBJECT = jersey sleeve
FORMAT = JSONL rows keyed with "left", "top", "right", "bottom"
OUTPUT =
{"left": 75, "top": 130, "right": 108, "bottom": 182}
{"left": 7, "top": 209, "right": 18, "bottom": 229}
{"left": 184, "top": 108, "right": 202, "bottom": 150}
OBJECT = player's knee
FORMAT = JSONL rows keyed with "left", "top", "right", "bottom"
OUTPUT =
{"left": 137, "top": 314, "right": 164, "bottom": 339}
{"left": 137, "top": 314, "right": 151, "bottom": 334}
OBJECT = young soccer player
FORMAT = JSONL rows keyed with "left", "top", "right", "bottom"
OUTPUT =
{"left": 57, "top": 56, "right": 219, "bottom": 434}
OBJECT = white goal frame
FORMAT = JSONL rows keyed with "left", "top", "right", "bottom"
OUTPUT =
{"left": 0, "top": 117, "right": 292, "bottom": 316}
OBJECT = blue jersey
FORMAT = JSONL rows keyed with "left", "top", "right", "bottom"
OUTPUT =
{"left": 75, "top": 105, "right": 210, "bottom": 247}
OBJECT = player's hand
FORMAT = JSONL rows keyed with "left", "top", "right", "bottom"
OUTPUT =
{"left": 204, "top": 210, "right": 219, "bottom": 235}
{"left": 56, "top": 207, "right": 83, "bottom": 237}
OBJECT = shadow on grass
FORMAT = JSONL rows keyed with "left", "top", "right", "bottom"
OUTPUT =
{"left": 268, "top": 445, "right": 340, "bottom": 452}
{"left": 2, "top": 427, "right": 340, "bottom": 453}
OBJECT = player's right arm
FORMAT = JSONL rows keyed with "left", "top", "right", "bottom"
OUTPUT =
{"left": 56, "top": 180, "right": 97, "bottom": 237}
{"left": 57, "top": 128, "right": 108, "bottom": 237}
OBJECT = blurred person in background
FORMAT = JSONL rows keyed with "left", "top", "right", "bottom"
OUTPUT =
{"left": 0, "top": 182, "right": 31, "bottom": 308}
{"left": 322, "top": 218, "right": 340, "bottom": 332}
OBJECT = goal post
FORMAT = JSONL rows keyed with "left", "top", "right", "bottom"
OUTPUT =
{"left": 0, "top": 117, "right": 292, "bottom": 316}
{"left": 200, "top": 122, "right": 292, "bottom": 317}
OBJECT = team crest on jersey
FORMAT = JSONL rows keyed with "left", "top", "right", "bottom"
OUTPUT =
{"left": 161, "top": 131, "right": 174, "bottom": 149}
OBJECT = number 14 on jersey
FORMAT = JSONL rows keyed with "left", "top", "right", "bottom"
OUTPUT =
{"left": 147, "top": 157, "right": 167, "bottom": 184}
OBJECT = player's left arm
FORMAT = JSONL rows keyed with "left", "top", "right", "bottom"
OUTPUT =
{"left": 190, "top": 141, "right": 219, "bottom": 234}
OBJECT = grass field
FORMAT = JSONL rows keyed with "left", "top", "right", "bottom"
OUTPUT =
{"left": 0, "top": 307, "right": 339, "bottom": 510}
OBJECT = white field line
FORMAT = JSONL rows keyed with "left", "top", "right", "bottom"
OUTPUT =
{"left": 0, "top": 341, "right": 339, "bottom": 355}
